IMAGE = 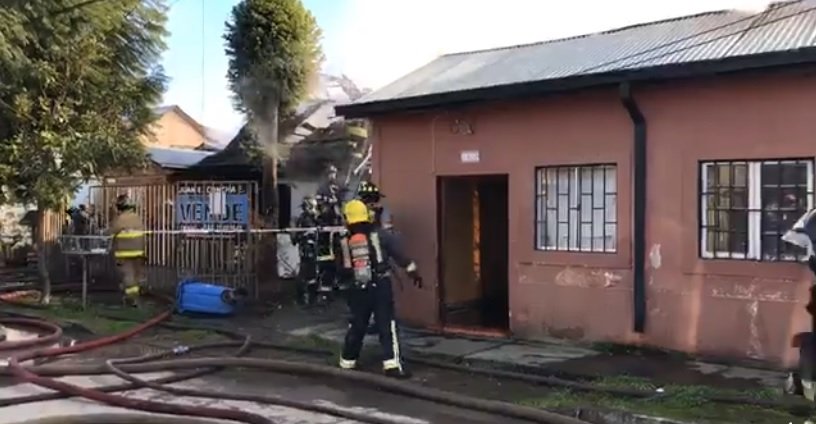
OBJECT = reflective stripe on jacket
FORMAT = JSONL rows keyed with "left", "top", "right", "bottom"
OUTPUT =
{"left": 110, "top": 211, "right": 145, "bottom": 259}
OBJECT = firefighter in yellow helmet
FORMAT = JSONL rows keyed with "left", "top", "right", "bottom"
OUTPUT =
{"left": 338, "top": 200, "right": 421, "bottom": 379}
{"left": 108, "top": 194, "right": 146, "bottom": 307}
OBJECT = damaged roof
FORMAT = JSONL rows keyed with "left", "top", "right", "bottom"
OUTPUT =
{"left": 147, "top": 146, "right": 215, "bottom": 169}
{"left": 337, "top": 0, "right": 816, "bottom": 117}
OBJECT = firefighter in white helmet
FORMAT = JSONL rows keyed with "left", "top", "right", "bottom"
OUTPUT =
{"left": 338, "top": 199, "right": 421, "bottom": 379}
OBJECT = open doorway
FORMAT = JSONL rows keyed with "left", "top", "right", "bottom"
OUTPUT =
{"left": 437, "top": 174, "right": 509, "bottom": 332}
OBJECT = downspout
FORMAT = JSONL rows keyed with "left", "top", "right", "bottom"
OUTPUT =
{"left": 619, "top": 82, "right": 647, "bottom": 334}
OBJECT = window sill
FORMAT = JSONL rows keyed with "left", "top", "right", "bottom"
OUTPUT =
{"left": 686, "top": 258, "right": 811, "bottom": 280}
{"left": 523, "top": 249, "right": 630, "bottom": 269}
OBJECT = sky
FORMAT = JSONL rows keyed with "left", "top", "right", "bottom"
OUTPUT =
{"left": 160, "top": 0, "right": 777, "bottom": 139}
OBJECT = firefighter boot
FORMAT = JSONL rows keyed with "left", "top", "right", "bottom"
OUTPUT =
{"left": 123, "top": 285, "right": 141, "bottom": 308}
{"left": 383, "top": 363, "right": 412, "bottom": 379}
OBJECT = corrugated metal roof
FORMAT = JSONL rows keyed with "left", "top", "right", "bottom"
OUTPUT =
{"left": 147, "top": 146, "right": 216, "bottom": 169}
{"left": 354, "top": 0, "right": 816, "bottom": 106}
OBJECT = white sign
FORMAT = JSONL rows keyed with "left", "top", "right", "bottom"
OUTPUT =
{"left": 460, "top": 150, "right": 480, "bottom": 164}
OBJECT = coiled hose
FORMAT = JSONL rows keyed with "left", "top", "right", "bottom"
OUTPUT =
{"left": 0, "top": 318, "right": 62, "bottom": 350}
{"left": 3, "top": 312, "right": 278, "bottom": 424}
{"left": 0, "top": 340, "right": 250, "bottom": 407}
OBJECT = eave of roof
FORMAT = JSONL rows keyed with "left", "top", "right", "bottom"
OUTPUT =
{"left": 336, "top": 1, "right": 816, "bottom": 118}
{"left": 147, "top": 146, "right": 216, "bottom": 170}
{"left": 336, "top": 47, "right": 816, "bottom": 118}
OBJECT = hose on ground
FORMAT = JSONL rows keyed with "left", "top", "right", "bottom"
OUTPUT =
{"left": 8, "top": 288, "right": 802, "bottom": 418}
{"left": 123, "top": 318, "right": 816, "bottom": 414}
{"left": 104, "top": 355, "right": 409, "bottom": 424}
{"left": 20, "top": 356, "right": 590, "bottom": 424}
{"left": 0, "top": 308, "right": 567, "bottom": 424}
{"left": 4, "top": 295, "right": 811, "bottom": 414}
{"left": 0, "top": 318, "right": 62, "bottom": 350}
{"left": 0, "top": 309, "right": 578, "bottom": 424}
{"left": 0, "top": 333, "right": 411, "bottom": 424}
{"left": 2, "top": 415, "right": 221, "bottom": 424}
{"left": 5, "top": 311, "right": 279, "bottom": 424}
{"left": 0, "top": 340, "right": 251, "bottom": 407}
{"left": 8, "top": 297, "right": 800, "bottom": 415}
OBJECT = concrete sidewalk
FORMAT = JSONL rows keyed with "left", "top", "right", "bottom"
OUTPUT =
{"left": 255, "top": 304, "right": 787, "bottom": 392}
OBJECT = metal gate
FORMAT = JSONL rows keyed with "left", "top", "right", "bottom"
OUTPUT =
{"left": 85, "top": 180, "right": 261, "bottom": 294}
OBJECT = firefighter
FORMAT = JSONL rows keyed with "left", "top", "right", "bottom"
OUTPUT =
{"left": 109, "top": 194, "right": 146, "bottom": 308}
{"left": 313, "top": 189, "right": 344, "bottom": 297}
{"left": 782, "top": 208, "right": 816, "bottom": 398}
{"left": 350, "top": 181, "right": 393, "bottom": 333}
{"left": 293, "top": 196, "right": 319, "bottom": 305}
{"left": 317, "top": 164, "right": 341, "bottom": 201}
{"left": 357, "top": 181, "right": 394, "bottom": 231}
{"left": 338, "top": 199, "right": 422, "bottom": 379}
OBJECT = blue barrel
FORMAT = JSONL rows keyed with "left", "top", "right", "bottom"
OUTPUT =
{"left": 176, "top": 279, "right": 243, "bottom": 315}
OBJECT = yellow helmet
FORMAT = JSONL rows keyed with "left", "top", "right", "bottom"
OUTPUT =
{"left": 343, "top": 199, "right": 371, "bottom": 225}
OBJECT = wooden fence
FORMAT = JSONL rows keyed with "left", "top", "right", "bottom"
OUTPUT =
{"left": 75, "top": 180, "right": 265, "bottom": 295}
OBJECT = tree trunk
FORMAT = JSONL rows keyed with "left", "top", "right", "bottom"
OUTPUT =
{"left": 261, "top": 104, "right": 280, "bottom": 228}
{"left": 35, "top": 206, "right": 52, "bottom": 305}
{"left": 257, "top": 103, "right": 281, "bottom": 291}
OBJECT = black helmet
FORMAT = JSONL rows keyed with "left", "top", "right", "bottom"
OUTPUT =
{"left": 115, "top": 194, "right": 133, "bottom": 212}
{"left": 358, "top": 181, "right": 384, "bottom": 203}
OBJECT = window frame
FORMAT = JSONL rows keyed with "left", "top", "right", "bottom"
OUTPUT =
{"left": 699, "top": 158, "right": 814, "bottom": 262}
{"left": 534, "top": 163, "right": 618, "bottom": 253}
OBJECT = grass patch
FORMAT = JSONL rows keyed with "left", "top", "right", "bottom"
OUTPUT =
{"left": 519, "top": 375, "right": 807, "bottom": 423}
{"left": 171, "top": 329, "right": 222, "bottom": 343}
{"left": 4, "top": 295, "right": 163, "bottom": 335}
{"left": 590, "top": 342, "right": 691, "bottom": 361}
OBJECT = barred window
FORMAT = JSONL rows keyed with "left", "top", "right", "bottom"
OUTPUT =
{"left": 535, "top": 164, "right": 617, "bottom": 252}
{"left": 700, "top": 159, "right": 814, "bottom": 261}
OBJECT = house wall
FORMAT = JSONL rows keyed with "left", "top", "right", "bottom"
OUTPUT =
{"left": 372, "top": 70, "right": 816, "bottom": 367}
{"left": 143, "top": 110, "right": 205, "bottom": 150}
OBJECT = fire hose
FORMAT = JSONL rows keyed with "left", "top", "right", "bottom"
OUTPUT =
{"left": 0, "top": 334, "right": 407, "bottom": 424}
{"left": 0, "top": 318, "right": 62, "bottom": 350}
{"left": 121, "top": 318, "right": 816, "bottom": 413}
{"left": 1, "top": 284, "right": 813, "bottom": 417}
{"left": 103, "top": 355, "right": 406, "bottom": 424}
{"left": 13, "top": 356, "right": 588, "bottom": 424}
{"left": 0, "top": 311, "right": 381, "bottom": 424}
{"left": 3, "top": 415, "right": 222, "bottom": 424}
{"left": 2, "top": 312, "right": 279, "bottom": 424}
{"left": 0, "top": 340, "right": 252, "bottom": 407}
{"left": 2, "top": 283, "right": 814, "bottom": 418}
{"left": 0, "top": 304, "right": 589, "bottom": 424}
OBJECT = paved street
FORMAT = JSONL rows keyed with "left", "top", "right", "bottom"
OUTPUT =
{"left": 0, "top": 369, "right": 527, "bottom": 424}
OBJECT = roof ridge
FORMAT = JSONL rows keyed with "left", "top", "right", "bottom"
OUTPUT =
{"left": 441, "top": 8, "right": 768, "bottom": 58}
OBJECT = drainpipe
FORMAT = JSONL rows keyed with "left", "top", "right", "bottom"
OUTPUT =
{"left": 619, "top": 82, "right": 647, "bottom": 334}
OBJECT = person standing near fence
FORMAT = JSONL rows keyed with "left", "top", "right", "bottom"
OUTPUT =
{"left": 109, "top": 194, "right": 146, "bottom": 308}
